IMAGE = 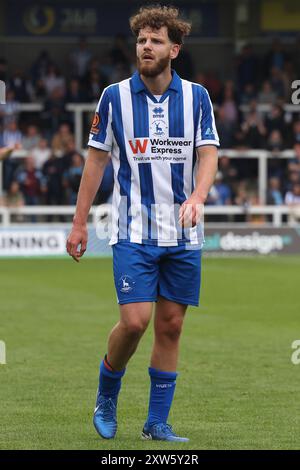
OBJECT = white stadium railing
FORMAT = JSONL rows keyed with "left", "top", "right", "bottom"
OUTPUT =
{"left": 0, "top": 204, "right": 298, "bottom": 228}
{"left": 0, "top": 149, "right": 295, "bottom": 205}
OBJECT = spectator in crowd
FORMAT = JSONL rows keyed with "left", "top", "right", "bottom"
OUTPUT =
{"left": 22, "top": 125, "right": 41, "bottom": 151}
{"left": 206, "top": 171, "right": 232, "bottom": 205}
{"left": 263, "top": 38, "right": 289, "bottom": 78}
{"left": 8, "top": 68, "right": 31, "bottom": 102}
{"left": 240, "top": 102, "right": 267, "bottom": 148}
{"left": 267, "top": 130, "right": 284, "bottom": 152}
{"left": 16, "top": 156, "right": 45, "bottom": 205}
{"left": 31, "top": 138, "right": 52, "bottom": 169}
{"left": 218, "top": 156, "right": 239, "bottom": 188}
{"left": 43, "top": 87, "right": 68, "bottom": 135}
{"left": 42, "top": 64, "right": 66, "bottom": 97}
{"left": 269, "top": 67, "right": 285, "bottom": 99}
{"left": 290, "top": 120, "right": 300, "bottom": 146}
{"left": 285, "top": 183, "right": 300, "bottom": 206}
{"left": 258, "top": 80, "right": 277, "bottom": 104}
{"left": 62, "top": 152, "right": 84, "bottom": 204}
{"left": 202, "top": 69, "right": 222, "bottom": 103}
{"left": 51, "top": 123, "right": 74, "bottom": 157}
{"left": 69, "top": 37, "right": 92, "bottom": 79}
{"left": 240, "top": 83, "right": 257, "bottom": 105}
{"left": 216, "top": 106, "right": 236, "bottom": 148}
{"left": 42, "top": 154, "right": 63, "bottom": 206}
{"left": 30, "top": 50, "right": 52, "bottom": 85}
{"left": 219, "top": 80, "right": 239, "bottom": 124}
{"left": 2, "top": 120, "right": 23, "bottom": 147}
{"left": 288, "top": 142, "right": 300, "bottom": 174}
{"left": 0, "top": 89, "right": 20, "bottom": 125}
{"left": 3, "top": 180, "right": 24, "bottom": 208}
{"left": 265, "top": 104, "right": 286, "bottom": 136}
{"left": 267, "top": 177, "right": 283, "bottom": 205}
{"left": 66, "top": 77, "right": 87, "bottom": 103}
{"left": 236, "top": 44, "right": 259, "bottom": 95}
{"left": 109, "top": 34, "right": 132, "bottom": 70}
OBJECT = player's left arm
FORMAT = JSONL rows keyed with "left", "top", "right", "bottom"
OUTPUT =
{"left": 179, "top": 145, "right": 218, "bottom": 227}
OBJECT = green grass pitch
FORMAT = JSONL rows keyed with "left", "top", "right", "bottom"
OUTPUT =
{"left": 0, "top": 256, "right": 299, "bottom": 450}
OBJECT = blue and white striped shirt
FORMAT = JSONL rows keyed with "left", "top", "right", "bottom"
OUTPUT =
{"left": 88, "top": 70, "right": 219, "bottom": 247}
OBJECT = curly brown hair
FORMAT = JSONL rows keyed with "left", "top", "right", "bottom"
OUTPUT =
{"left": 129, "top": 5, "right": 191, "bottom": 45}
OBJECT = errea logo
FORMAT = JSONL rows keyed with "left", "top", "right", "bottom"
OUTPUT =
{"left": 153, "top": 106, "right": 164, "bottom": 118}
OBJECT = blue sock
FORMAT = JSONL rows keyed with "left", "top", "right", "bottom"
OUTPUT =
{"left": 98, "top": 360, "right": 126, "bottom": 400}
{"left": 146, "top": 367, "right": 178, "bottom": 427}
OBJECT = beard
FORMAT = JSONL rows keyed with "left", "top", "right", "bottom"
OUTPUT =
{"left": 137, "top": 54, "right": 170, "bottom": 77}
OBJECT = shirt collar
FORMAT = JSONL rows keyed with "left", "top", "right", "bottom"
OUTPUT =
{"left": 130, "top": 69, "right": 181, "bottom": 94}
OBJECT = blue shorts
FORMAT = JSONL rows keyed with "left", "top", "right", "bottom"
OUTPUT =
{"left": 112, "top": 242, "right": 202, "bottom": 306}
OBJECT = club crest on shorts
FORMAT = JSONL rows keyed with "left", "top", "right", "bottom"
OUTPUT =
{"left": 118, "top": 275, "right": 135, "bottom": 293}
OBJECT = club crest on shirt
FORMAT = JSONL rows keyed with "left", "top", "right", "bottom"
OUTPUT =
{"left": 118, "top": 275, "right": 135, "bottom": 293}
{"left": 151, "top": 120, "right": 168, "bottom": 136}
{"left": 90, "top": 113, "right": 100, "bottom": 134}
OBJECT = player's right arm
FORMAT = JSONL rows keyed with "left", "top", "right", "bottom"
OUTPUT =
{"left": 66, "top": 147, "right": 110, "bottom": 262}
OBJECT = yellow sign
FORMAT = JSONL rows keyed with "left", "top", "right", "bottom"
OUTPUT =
{"left": 261, "top": 0, "right": 300, "bottom": 30}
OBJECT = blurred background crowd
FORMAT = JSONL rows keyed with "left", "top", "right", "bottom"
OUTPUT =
{"left": 1, "top": 34, "right": 300, "bottom": 211}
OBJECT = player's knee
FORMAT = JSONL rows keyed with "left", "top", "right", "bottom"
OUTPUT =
{"left": 157, "top": 317, "right": 183, "bottom": 342}
{"left": 122, "top": 318, "right": 149, "bottom": 338}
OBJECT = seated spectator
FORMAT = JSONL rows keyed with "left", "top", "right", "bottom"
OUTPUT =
{"left": 267, "top": 177, "right": 283, "bottom": 205}
{"left": 206, "top": 171, "right": 232, "bottom": 205}
{"left": 63, "top": 152, "right": 84, "bottom": 204}
{"left": 218, "top": 156, "right": 239, "bottom": 187}
{"left": 258, "top": 80, "right": 277, "bottom": 104}
{"left": 86, "top": 70, "right": 106, "bottom": 102}
{"left": 66, "top": 77, "right": 87, "bottom": 103}
{"left": 51, "top": 122, "right": 74, "bottom": 157}
{"left": 0, "top": 89, "right": 20, "bottom": 125}
{"left": 288, "top": 142, "right": 300, "bottom": 173}
{"left": 285, "top": 183, "right": 300, "bottom": 205}
{"left": 2, "top": 180, "right": 25, "bottom": 222}
{"left": 2, "top": 120, "right": 23, "bottom": 147}
{"left": 285, "top": 183, "right": 300, "bottom": 224}
{"left": 267, "top": 130, "right": 284, "bottom": 152}
{"left": 4, "top": 180, "right": 24, "bottom": 208}
{"left": 265, "top": 104, "right": 285, "bottom": 136}
{"left": 290, "top": 120, "right": 300, "bottom": 146}
{"left": 43, "top": 87, "right": 67, "bottom": 135}
{"left": 240, "top": 83, "right": 257, "bottom": 105}
{"left": 22, "top": 125, "right": 41, "bottom": 151}
{"left": 31, "top": 138, "right": 52, "bottom": 169}
{"left": 219, "top": 80, "right": 239, "bottom": 124}
{"left": 16, "top": 156, "right": 45, "bottom": 205}
{"left": 42, "top": 154, "right": 63, "bottom": 206}
{"left": 240, "top": 102, "right": 267, "bottom": 148}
